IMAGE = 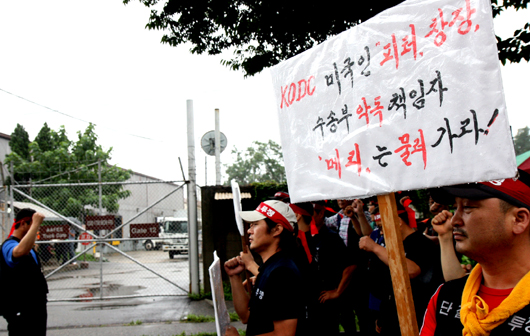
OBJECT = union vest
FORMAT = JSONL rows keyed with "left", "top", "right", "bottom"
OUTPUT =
{"left": 435, "top": 276, "right": 530, "bottom": 335}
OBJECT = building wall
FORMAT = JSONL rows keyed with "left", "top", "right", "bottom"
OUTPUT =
{"left": 117, "top": 172, "right": 186, "bottom": 238}
{"left": 0, "top": 133, "right": 11, "bottom": 184}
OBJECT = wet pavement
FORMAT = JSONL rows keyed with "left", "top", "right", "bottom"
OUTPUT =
{"left": 0, "top": 250, "right": 233, "bottom": 335}
{"left": 0, "top": 296, "right": 244, "bottom": 335}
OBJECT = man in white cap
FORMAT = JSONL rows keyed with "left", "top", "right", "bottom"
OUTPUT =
{"left": 225, "top": 200, "right": 303, "bottom": 336}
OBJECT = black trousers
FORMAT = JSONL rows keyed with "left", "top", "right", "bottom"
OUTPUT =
{"left": 4, "top": 302, "right": 47, "bottom": 336}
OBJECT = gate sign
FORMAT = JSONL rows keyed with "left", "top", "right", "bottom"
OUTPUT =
{"left": 270, "top": 0, "right": 517, "bottom": 203}
{"left": 130, "top": 223, "right": 159, "bottom": 238}
{"left": 40, "top": 225, "right": 69, "bottom": 240}
{"left": 86, "top": 215, "right": 115, "bottom": 231}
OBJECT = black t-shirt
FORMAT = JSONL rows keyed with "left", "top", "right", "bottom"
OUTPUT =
{"left": 404, "top": 231, "right": 444, "bottom": 299}
{"left": 308, "top": 226, "right": 355, "bottom": 294}
{"left": 378, "top": 231, "right": 443, "bottom": 334}
{"left": 367, "top": 230, "right": 393, "bottom": 301}
{"left": 246, "top": 251, "right": 303, "bottom": 336}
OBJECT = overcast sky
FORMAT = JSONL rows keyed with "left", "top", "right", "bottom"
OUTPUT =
{"left": 0, "top": 1, "right": 528, "bottom": 186}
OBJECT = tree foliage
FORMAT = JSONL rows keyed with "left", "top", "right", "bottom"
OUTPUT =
{"left": 9, "top": 124, "right": 30, "bottom": 161}
{"left": 225, "top": 140, "right": 286, "bottom": 184}
{"left": 125, "top": 0, "right": 529, "bottom": 76}
{"left": 5, "top": 123, "right": 131, "bottom": 217}
{"left": 514, "top": 126, "right": 530, "bottom": 155}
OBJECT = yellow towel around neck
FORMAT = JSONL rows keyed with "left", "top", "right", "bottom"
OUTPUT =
{"left": 461, "top": 264, "right": 530, "bottom": 336}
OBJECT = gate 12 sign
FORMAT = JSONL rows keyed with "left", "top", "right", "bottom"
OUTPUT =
{"left": 130, "top": 223, "right": 159, "bottom": 238}
{"left": 86, "top": 215, "right": 115, "bottom": 231}
{"left": 270, "top": 0, "right": 517, "bottom": 203}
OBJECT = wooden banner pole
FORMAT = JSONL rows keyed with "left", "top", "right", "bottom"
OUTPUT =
{"left": 377, "top": 192, "right": 419, "bottom": 336}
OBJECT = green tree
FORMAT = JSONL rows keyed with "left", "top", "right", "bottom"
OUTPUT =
{"left": 34, "top": 122, "right": 55, "bottom": 153}
{"left": 225, "top": 140, "right": 286, "bottom": 184}
{"left": 514, "top": 126, "right": 530, "bottom": 155}
{"left": 125, "top": 0, "right": 529, "bottom": 76}
{"left": 5, "top": 123, "right": 131, "bottom": 217}
{"left": 9, "top": 124, "right": 30, "bottom": 160}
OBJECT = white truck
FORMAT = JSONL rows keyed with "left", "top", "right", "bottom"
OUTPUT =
{"left": 159, "top": 217, "right": 189, "bottom": 258}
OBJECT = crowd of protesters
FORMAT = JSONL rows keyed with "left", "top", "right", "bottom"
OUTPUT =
{"left": 224, "top": 168, "right": 530, "bottom": 336}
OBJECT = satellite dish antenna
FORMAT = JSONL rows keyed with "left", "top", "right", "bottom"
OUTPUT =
{"left": 201, "top": 131, "right": 227, "bottom": 156}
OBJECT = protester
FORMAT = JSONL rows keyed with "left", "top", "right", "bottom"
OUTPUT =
{"left": 325, "top": 199, "right": 359, "bottom": 246}
{"left": 398, "top": 193, "right": 418, "bottom": 229}
{"left": 309, "top": 201, "right": 358, "bottom": 336}
{"left": 360, "top": 204, "right": 442, "bottom": 335}
{"left": 337, "top": 199, "right": 372, "bottom": 335}
{"left": 430, "top": 209, "right": 467, "bottom": 282}
{"left": 67, "top": 226, "right": 77, "bottom": 265}
{"left": 271, "top": 191, "right": 290, "bottom": 203}
{"left": 224, "top": 200, "right": 303, "bottom": 336}
{"left": 347, "top": 199, "right": 374, "bottom": 237}
{"left": 239, "top": 201, "right": 315, "bottom": 335}
{"left": 421, "top": 195, "right": 450, "bottom": 243}
{"left": 0, "top": 208, "right": 49, "bottom": 336}
{"left": 420, "top": 169, "right": 530, "bottom": 336}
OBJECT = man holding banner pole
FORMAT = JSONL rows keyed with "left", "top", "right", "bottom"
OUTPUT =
{"left": 420, "top": 169, "right": 530, "bottom": 335}
{"left": 224, "top": 200, "right": 303, "bottom": 336}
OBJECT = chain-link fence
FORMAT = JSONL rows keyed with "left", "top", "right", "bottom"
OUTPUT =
{"left": 1, "top": 175, "right": 201, "bottom": 302}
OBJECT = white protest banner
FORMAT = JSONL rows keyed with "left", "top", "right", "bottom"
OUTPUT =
{"left": 270, "top": 0, "right": 517, "bottom": 203}
{"left": 231, "top": 180, "right": 245, "bottom": 237}
{"left": 209, "top": 251, "right": 230, "bottom": 336}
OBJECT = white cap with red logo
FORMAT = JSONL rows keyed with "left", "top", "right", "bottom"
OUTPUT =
{"left": 239, "top": 200, "right": 297, "bottom": 232}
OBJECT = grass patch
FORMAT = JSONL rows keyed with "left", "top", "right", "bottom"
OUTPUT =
{"left": 182, "top": 312, "right": 239, "bottom": 323}
{"left": 183, "top": 314, "right": 215, "bottom": 323}
{"left": 229, "top": 312, "right": 240, "bottom": 322}
{"left": 170, "top": 330, "right": 246, "bottom": 336}
{"left": 125, "top": 320, "right": 143, "bottom": 326}
{"left": 223, "top": 282, "right": 233, "bottom": 301}
{"left": 189, "top": 282, "right": 232, "bottom": 301}
{"left": 188, "top": 291, "right": 212, "bottom": 301}
{"left": 76, "top": 252, "right": 98, "bottom": 262}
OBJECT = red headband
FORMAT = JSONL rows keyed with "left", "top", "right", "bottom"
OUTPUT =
{"left": 8, "top": 217, "right": 32, "bottom": 238}
{"left": 312, "top": 203, "right": 337, "bottom": 214}
{"left": 274, "top": 192, "right": 289, "bottom": 199}
{"left": 256, "top": 202, "right": 294, "bottom": 232}
{"left": 289, "top": 204, "right": 311, "bottom": 217}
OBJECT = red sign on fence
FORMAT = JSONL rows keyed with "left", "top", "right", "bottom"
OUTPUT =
{"left": 86, "top": 215, "right": 115, "bottom": 231}
{"left": 40, "top": 225, "right": 69, "bottom": 240}
{"left": 79, "top": 232, "right": 92, "bottom": 245}
{"left": 130, "top": 223, "right": 159, "bottom": 238}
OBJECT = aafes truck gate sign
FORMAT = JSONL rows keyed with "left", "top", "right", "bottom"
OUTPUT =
{"left": 40, "top": 225, "right": 69, "bottom": 240}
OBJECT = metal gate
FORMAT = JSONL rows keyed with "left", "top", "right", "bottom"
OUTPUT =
{"left": 2, "top": 177, "right": 201, "bottom": 302}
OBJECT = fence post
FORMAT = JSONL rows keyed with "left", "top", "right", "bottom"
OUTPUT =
{"left": 98, "top": 159, "right": 104, "bottom": 299}
{"left": 215, "top": 108, "right": 221, "bottom": 185}
{"left": 187, "top": 99, "right": 200, "bottom": 295}
{"left": 9, "top": 163, "right": 14, "bottom": 225}
{"left": 98, "top": 160, "right": 102, "bottom": 213}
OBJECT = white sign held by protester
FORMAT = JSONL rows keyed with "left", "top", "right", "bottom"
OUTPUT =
{"left": 270, "top": 0, "right": 517, "bottom": 203}
{"left": 209, "top": 251, "right": 230, "bottom": 336}
{"left": 231, "top": 180, "right": 245, "bottom": 237}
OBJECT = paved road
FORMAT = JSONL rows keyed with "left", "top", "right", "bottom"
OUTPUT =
{"left": 45, "top": 249, "right": 197, "bottom": 301}
{"left": 0, "top": 296, "right": 244, "bottom": 336}
{"left": 0, "top": 249, "right": 219, "bottom": 335}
